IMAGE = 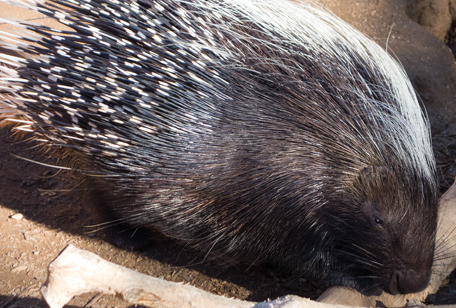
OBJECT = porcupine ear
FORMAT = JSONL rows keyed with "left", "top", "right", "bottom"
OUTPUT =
{"left": 350, "top": 165, "right": 390, "bottom": 201}
{"left": 358, "top": 166, "right": 389, "bottom": 184}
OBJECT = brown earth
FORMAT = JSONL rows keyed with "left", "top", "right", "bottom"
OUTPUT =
{"left": 1, "top": 0, "right": 456, "bottom": 307}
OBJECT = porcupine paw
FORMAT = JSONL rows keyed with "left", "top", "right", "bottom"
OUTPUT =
{"left": 105, "top": 224, "right": 153, "bottom": 251}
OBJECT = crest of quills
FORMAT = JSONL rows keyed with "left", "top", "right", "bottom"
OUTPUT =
{"left": 0, "top": 0, "right": 439, "bottom": 296}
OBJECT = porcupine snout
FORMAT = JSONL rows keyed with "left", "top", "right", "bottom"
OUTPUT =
{"left": 385, "top": 264, "right": 432, "bottom": 294}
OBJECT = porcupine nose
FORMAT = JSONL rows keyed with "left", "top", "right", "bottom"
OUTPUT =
{"left": 387, "top": 270, "right": 431, "bottom": 294}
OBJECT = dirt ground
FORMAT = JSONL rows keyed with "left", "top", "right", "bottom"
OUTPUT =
{"left": 1, "top": 0, "right": 456, "bottom": 308}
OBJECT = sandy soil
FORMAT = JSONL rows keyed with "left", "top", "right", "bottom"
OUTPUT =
{"left": 1, "top": 0, "right": 456, "bottom": 307}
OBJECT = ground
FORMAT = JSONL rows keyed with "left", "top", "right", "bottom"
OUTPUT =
{"left": 1, "top": 0, "right": 456, "bottom": 307}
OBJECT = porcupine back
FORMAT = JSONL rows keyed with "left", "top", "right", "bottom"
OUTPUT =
{"left": 0, "top": 0, "right": 438, "bottom": 295}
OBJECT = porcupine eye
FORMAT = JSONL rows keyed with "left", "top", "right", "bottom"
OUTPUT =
{"left": 360, "top": 201, "right": 384, "bottom": 229}
{"left": 373, "top": 216, "right": 384, "bottom": 228}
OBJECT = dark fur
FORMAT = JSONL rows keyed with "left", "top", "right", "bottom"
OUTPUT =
{"left": 1, "top": 0, "right": 438, "bottom": 295}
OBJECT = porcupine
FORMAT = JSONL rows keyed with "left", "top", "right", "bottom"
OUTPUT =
{"left": 0, "top": 0, "right": 438, "bottom": 295}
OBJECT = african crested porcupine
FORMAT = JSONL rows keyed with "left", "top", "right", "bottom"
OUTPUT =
{"left": 0, "top": 0, "right": 438, "bottom": 295}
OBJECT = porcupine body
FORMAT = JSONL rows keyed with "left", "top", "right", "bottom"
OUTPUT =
{"left": 0, "top": 0, "right": 438, "bottom": 295}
